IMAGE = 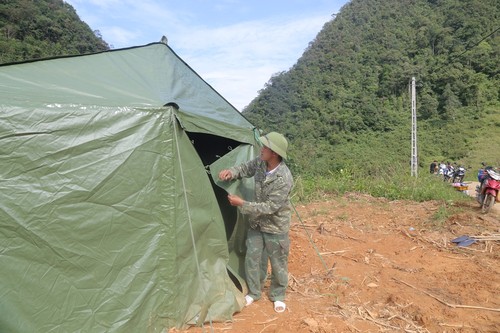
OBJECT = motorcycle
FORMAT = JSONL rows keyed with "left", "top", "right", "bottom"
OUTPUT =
{"left": 443, "top": 166, "right": 455, "bottom": 182}
{"left": 453, "top": 166, "right": 466, "bottom": 183}
{"left": 476, "top": 168, "right": 500, "bottom": 214}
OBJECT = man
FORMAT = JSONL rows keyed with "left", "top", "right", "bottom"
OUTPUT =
{"left": 218, "top": 132, "right": 293, "bottom": 313}
{"left": 430, "top": 160, "right": 437, "bottom": 174}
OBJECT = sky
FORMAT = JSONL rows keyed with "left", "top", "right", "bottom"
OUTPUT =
{"left": 64, "top": 0, "right": 348, "bottom": 111}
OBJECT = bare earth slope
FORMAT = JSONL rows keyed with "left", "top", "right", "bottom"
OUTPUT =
{"left": 173, "top": 192, "right": 499, "bottom": 333}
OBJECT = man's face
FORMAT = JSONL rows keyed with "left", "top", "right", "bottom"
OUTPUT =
{"left": 260, "top": 145, "right": 274, "bottom": 161}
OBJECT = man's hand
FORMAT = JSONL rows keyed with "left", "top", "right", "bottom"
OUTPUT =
{"left": 227, "top": 194, "right": 244, "bottom": 206}
{"left": 219, "top": 169, "right": 233, "bottom": 181}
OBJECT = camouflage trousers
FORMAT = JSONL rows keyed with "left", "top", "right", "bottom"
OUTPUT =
{"left": 245, "top": 228, "right": 290, "bottom": 302}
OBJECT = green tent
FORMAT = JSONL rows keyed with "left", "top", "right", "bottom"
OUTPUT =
{"left": 0, "top": 42, "right": 259, "bottom": 332}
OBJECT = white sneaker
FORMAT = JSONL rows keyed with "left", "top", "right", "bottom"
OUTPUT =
{"left": 274, "top": 301, "right": 286, "bottom": 313}
{"left": 244, "top": 295, "right": 254, "bottom": 306}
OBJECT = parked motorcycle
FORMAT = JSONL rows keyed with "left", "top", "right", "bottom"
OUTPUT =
{"left": 453, "top": 166, "right": 466, "bottom": 183}
{"left": 476, "top": 167, "right": 500, "bottom": 213}
{"left": 443, "top": 166, "right": 455, "bottom": 182}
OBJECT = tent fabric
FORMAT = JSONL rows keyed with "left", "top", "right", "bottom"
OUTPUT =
{"left": 0, "top": 43, "right": 258, "bottom": 332}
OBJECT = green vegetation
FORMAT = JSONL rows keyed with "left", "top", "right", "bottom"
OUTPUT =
{"left": 244, "top": 0, "right": 500, "bottom": 177}
{"left": 0, "top": 0, "right": 109, "bottom": 63}
{"left": 292, "top": 164, "right": 471, "bottom": 204}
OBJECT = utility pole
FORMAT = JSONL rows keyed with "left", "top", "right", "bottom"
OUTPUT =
{"left": 411, "top": 77, "right": 418, "bottom": 177}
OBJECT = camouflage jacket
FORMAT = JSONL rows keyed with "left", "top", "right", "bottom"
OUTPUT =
{"left": 229, "top": 158, "right": 293, "bottom": 234}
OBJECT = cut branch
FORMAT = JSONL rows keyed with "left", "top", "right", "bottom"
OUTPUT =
{"left": 392, "top": 278, "right": 500, "bottom": 313}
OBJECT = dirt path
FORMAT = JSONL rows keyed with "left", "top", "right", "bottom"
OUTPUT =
{"left": 172, "top": 193, "right": 499, "bottom": 333}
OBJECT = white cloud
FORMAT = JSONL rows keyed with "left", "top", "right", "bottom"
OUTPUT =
{"left": 103, "top": 27, "right": 141, "bottom": 48}
{"left": 171, "top": 15, "right": 330, "bottom": 110}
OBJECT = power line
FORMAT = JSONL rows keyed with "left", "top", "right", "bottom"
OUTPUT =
{"left": 434, "top": 25, "right": 500, "bottom": 73}
{"left": 459, "top": 26, "right": 500, "bottom": 58}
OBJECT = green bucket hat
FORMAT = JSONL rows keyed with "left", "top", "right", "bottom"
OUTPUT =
{"left": 259, "top": 132, "right": 288, "bottom": 159}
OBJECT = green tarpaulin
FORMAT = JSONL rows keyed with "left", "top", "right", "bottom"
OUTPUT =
{"left": 0, "top": 42, "right": 259, "bottom": 332}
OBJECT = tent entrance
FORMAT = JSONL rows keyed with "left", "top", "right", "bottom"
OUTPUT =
{"left": 185, "top": 131, "right": 247, "bottom": 293}
{"left": 185, "top": 131, "right": 242, "bottom": 241}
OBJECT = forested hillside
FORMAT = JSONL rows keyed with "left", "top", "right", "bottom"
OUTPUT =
{"left": 1, "top": 0, "right": 498, "bottom": 176}
{"left": 243, "top": 0, "right": 500, "bottom": 175}
{"left": 0, "top": 0, "right": 109, "bottom": 63}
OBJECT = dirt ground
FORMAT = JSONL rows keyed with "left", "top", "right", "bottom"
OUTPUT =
{"left": 173, "top": 186, "right": 499, "bottom": 333}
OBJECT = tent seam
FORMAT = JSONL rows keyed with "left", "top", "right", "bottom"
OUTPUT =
{"left": 171, "top": 110, "right": 212, "bottom": 326}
